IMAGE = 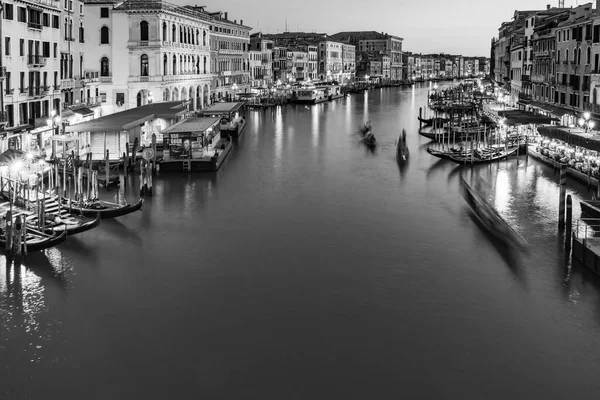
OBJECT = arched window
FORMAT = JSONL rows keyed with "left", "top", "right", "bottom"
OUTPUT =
{"left": 557, "top": 50, "right": 561, "bottom": 64}
{"left": 565, "top": 49, "right": 569, "bottom": 63}
{"left": 172, "top": 54, "right": 177, "bottom": 74}
{"left": 172, "top": 24, "right": 176, "bottom": 42}
{"left": 203, "top": 30, "right": 206, "bottom": 46}
{"left": 203, "top": 56, "right": 207, "bottom": 74}
{"left": 179, "top": 26, "right": 183, "bottom": 43}
{"left": 162, "top": 22, "right": 167, "bottom": 41}
{"left": 64, "top": 18, "right": 68, "bottom": 38}
{"left": 140, "top": 54, "right": 149, "bottom": 76}
{"left": 180, "top": 55, "right": 183, "bottom": 73}
{"left": 587, "top": 47, "right": 591, "bottom": 65}
{"left": 140, "top": 21, "right": 149, "bottom": 41}
{"left": 578, "top": 48, "right": 582, "bottom": 65}
{"left": 100, "top": 57, "right": 109, "bottom": 76}
{"left": 100, "top": 26, "right": 109, "bottom": 44}
{"left": 594, "top": 88, "right": 598, "bottom": 104}
{"left": 163, "top": 54, "right": 168, "bottom": 75}
{"left": 79, "top": 21, "right": 84, "bottom": 43}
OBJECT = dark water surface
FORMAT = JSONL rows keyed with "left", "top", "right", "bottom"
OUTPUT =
{"left": 2, "top": 82, "right": 600, "bottom": 399}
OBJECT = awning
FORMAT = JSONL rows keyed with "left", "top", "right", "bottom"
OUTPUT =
{"left": 72, "top": 107, "right": 94, "bottom": 117}
{"left": 497, "top": 110, "right": 559, "bottom": 126}
{"left": 538, "top": 125, "right": 600, "bottom": 152}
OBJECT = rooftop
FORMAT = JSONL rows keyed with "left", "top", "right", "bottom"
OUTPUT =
{"left": 330, "top": 31, "right": 404, "bottom": 41}
{"left": 162, "top": 117, "right": 221, "bottom": 134}
{"left": 65, "top": 101, "right": 188, "bottom": 133}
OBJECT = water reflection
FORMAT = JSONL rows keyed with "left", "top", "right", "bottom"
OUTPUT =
{"left": 0, "top": 251, "right": 67, "bottom": 364}
{"left": 274, "top": 106, "right": 283, "bottom": 164}
{"left": 363, "top": 91, "right": 369, "bottom": 122}
{"left": 311, "top": 106, "right": 319, "bottom": 150}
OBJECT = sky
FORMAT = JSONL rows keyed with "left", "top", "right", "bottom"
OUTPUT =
{"left": 172, "top": 0, "right": 588, "bottom": 57}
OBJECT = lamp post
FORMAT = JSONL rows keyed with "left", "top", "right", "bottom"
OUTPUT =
{"left": 579, "top": 111, "right": 595, "bottom": 133}
{"left": 231, "top": 83, "right": 238, "bottom": 101}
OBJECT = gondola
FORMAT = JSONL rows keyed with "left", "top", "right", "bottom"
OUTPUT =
{"left": 460, "top": 177, "right": 528, "bottom": 251}
{"left": 0, "top": 228, "right": 67, "bottom": 253}
{"left": 417, "top": 116, "right": 450, "bottom": 126}
{"left": 396, "top": 129, "right": 409, "bottom": 161}
{"left": 363, "top": 133, "right": 377, "bottom": 148}
{"left": 447, "top": 146, "right": 518, "bottom": 165}
{"left": 2, "top": 190, "right": 102, "bottom": 235}
{"left": 426, "top": 147, "right": 470, "bottom": 160}
{"left": 61, "top": 197, "right": 144, "bottom": 219}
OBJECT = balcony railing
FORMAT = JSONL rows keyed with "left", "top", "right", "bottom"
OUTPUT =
{"left": 27, "top": 55, "right": 46, "bottom": 66}
{"left": 584, "top": 102, "right": 600, "bottom": 114}
{"left": 0, "top": 111, "right": 7, "bottom": 123}
{"left": 27, "top": 22, "right": 42, "bottom": 30}
{"left": 28, "top": 86, "right": 43, "bottom": 96}
{"left": 61, "top": 79, "right": 75, "bottom": 89}
{"left": 99, "top": 76, "right": 112, "bottom": 83}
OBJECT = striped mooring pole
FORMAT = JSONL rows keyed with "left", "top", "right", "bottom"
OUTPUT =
{"left": 559, "top": 163, "right": 567, "bottom": 231}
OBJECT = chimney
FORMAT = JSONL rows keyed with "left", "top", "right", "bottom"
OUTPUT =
{"left": 224, "top": 12, "right": 228, "bottom": 20}
{"left": 241, "top": 20, "right": 243, "bottom": 25}
{"left": 234, "top": 20, "right": 237, "bottom": 24}
{"left": 547, "top": 4, "right": 550, "bottom": 9}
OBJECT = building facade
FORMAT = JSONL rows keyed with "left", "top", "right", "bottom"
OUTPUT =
{"left": 205, "top": 9, "right": 251, "bottom": 101}
{"left": 1, "top": 0, "right": 64, "bottom": 156}
{"left": 318, "top": 40, "right": 343, "bottom": 82}
{"left": 249, "top": 32, "right": 273, "bottom": 87}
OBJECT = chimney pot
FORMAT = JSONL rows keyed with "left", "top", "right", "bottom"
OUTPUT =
{"left": 547, "top": 4, "right": 550, "bottom": 9}
{"left": 225, "top": 12, "right": 228, "bottom": 20}
{"left": 241, "top": 20, "right": 244, "bottom": 25}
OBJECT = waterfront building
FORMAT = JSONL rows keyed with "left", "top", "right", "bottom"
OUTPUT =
{"left": 289, "top": 47, "right": 308, "bottom": 82}
{"left": 356, "top": 51, "right": 389, "bottom": 82}
{"left": 201, "top": 9, "right": 251, "bottom": 102}
{"left": 1, "top": 0, "right": 62, "bottom": 148}
{"left": 317, "top": 40, "right": 343, "bottom": 82}
{"left": 249, "top": 32, "right": 273, "bottom": 87}
{"left": 528, "top": 8, "right": 568, "bottom": 113}
{"left": 341, "top": 43, "right": 355, "bottom": 83}
{"left": 330, "top": 31, "right": 403, "bottom": 82}
{"left": 60, "top": 0, "right": 88, "bottom": 111}
{"left": 271, "top": 45, "right": 291, "bottom": 83}
{"left": 510, "top": 29, "right": 525, "bottom": 107}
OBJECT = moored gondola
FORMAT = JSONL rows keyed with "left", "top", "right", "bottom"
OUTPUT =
{"left": 447, "top": 146, "right": 518, "bottom": 164}
{"left": 0, "top": 227, "right": 67, "bottom": 253}
{"left": 61, "top": 198, "right": 144, "bottom": 219}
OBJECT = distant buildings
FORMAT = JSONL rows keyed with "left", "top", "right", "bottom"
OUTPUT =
{"left": 0, "top": 0, "right": 489, "bottom": 153}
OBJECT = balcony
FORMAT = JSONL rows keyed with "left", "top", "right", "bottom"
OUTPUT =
{"left": 84, "top": 71, "right": 99, "bottom": 83}
{"left": 0, "top": 111, "right": 7, "bottom": 126}
{"left": 28, "top": 86, "right": 44, "bottom": 97}
{"left": 27, "top": 22, "right": 42, "bottom": 30}
{"left": 99, "top": 76, "right": 112, "bottom": 83}
{"left": 521, "top": 75, "right": 530, "bottom": 82}
{"left": 27, "top": 55, "right": 46, "bottom": 67}
{"left": 61, "top": 78, "right": 75, "bottom": 89}
{"left": 63, "top": 37, "right": 75, "bottom": 42}
{"left": 4, "top": 88, "right": 14, "bottom": 95}
{"left": 584, "top": 102, "right": 600, "bottom": 114}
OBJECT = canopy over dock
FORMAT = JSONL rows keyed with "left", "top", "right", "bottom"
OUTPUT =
{"left": 65, "top": 102, "right": 188, "bottom": 133}
{"left": 196, "top": 102, "right": 245, "bottom": 116}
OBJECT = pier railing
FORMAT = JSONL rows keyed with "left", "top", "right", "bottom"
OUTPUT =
{"left": 574, "top": 218, "right": 600, "bottom": 242}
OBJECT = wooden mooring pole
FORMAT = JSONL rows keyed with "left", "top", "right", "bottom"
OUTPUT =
{"left": 559, "top": 163, "right": 567, "bottom": 231}
{"left": 565, "top": 194, "right": 573, "bottom": 249}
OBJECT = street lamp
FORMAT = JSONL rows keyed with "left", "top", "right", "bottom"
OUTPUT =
{"left": 579, "top": 112, "right": 594, "bottom": 132}
{"left": 231, "top": 83, "right": 238, "bottom": 101}
{"left": 46, "top": 111, "right": 61, "bottom": 135}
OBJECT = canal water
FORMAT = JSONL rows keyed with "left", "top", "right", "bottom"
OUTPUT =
{"left": 2, "top": 82, "right": 600, "bottom": 399}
